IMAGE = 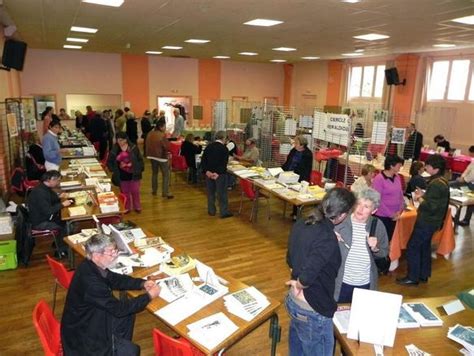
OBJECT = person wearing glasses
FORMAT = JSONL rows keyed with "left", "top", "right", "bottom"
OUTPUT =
{"left": 285, "top": 188, "right": 356, "bottom": 355}
{"left": 61, "top": 234, "right": 161, "bottom": 355}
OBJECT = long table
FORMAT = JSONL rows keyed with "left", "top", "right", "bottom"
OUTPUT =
{"left": 335, "top": 295, "right": 473, "bottom": 355}
{"left": 64, "top": 232, "right": 282, "bottom": 355}
{"left": 420, "top": 149, "right": 471, "bottom": 174}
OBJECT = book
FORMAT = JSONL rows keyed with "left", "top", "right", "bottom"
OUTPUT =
{"left": 68, "top": 206, "right": 87, "bottom": 217}
{"left": 223, "top": 286, "right": 270, "bottom": 321}
{"left": 397, "top": 304, "right": 420, "bottom": 329}
{"left": 158, "top": 274, "right": 195, "bottom": 302}
{"left": 403, "top": 302, "right": 443, "bottom": 327}
{"left": 162, "top": 253, "right": 196, "bottom": 276}
{"left": 187, "top": 312, "right": 238, "bottom": 351}
{"left": 447, "top": 324, "right": 474, "bottom": 354}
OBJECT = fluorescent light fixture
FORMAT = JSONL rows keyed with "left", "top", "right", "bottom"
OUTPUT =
{"left": 63, "top": 45, "right": 82, "bottom": 49}
{"left": 213, "top": 56, "right": 230, "bottom": 59}
{"left": 185, "top": 39, "right": 210, "bottom": 44}
{"left": 146, "top": 51, "right": 163, "bottom": 55}
{"left": 301, "top": 56, "right": 320, "bottom": 60}
{"left": 272, "top": 47, "right": 296, "bottom": 52}
{"left": 243, "top": 18, "right": 283, "bottom": 27}
{"left": 67, "top": 37, "right": 89, "bottom": 43}
{"left": 342, "top": 0, "right": 360, "bottom": 3}
{"left": 82, "top": 0, "right": 124, "bottom": 6}
{"left": 433, "top": 44, "right": 456, "bottom": 48}
{"left": 162, "top": 46, "right": 183, "bottom": 50}
{"left": 451, "top": 15, "right": 474, "bottom": 25}
{"left": 355, "top": 49, "right": 364, "bottom": 52}
{"left": 71, "top": 26, "right": 98, "bottom": 33}
{"left": 239, "top": 52, "right": 258, "bottom": 56}
{"left": 342, "top": 52, "right": 363, "bottom": 56}
{"left": 270, "top": 59, "right": 286, "bottom": 63}
{"left": 353, "top": 33, "right": 389, "bottom": 41}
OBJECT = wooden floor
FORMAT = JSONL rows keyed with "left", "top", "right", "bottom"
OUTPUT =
{"left": 1, "top": 162, "right": 473, "bottom": 355}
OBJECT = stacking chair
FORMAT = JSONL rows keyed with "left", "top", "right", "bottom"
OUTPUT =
{"left": 152, "top": 328, "right": 204, "bottom": 356}
{"left": 238, "top": 178, "right": 270, "bottom": 222}
{"left": 310, "top": 170, "right": 323, "bottom": 187}
{"left": 171, "top": 155, "right": 188, "bottom": 182}
{"left": 46, "top": 255, "right": 74, "bottom": 313}
{"left": 32, "top": 300, "right": 63, "bottom": 356}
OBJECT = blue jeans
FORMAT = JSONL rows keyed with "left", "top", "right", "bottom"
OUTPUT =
{"left": 285, "top": 294, "right": 334, "bottom": 356}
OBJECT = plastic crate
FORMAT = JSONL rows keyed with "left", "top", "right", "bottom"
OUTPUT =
{"left": 0, "top": 240, "right": 18, "bottom": 270}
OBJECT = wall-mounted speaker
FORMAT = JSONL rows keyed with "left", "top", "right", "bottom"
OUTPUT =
{"left": 385, "top": 67, "right": 400, "bottom": 85}
{"left": 2, "top": 39, "right": 27, "bottom": 71}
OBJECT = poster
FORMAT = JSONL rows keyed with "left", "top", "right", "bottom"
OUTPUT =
{"left": 391, "top": 128, "right": 406, "bottom": 144}
{"left": 6, "top": 113, "right": 18, "bottom": 137}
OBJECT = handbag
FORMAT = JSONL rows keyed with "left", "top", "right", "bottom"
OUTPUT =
{"left": 370, "top": 217, "right": 391, "bottom": 275}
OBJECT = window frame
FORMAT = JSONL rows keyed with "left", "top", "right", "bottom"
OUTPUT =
{"left": 347, "top": 64, "right": 386, "bottom": 100}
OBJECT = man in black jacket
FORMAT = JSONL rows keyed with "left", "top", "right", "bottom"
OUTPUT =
{"left": 26, "top": 170, "right": 72, "bottom": 256}
{"left": 61, "top": 234, "right": 161, "bottom": 355}
{"left": 201, "top": 131, "right": 233, "bottom": 218}
{"left": 403, "top": 123, "right": 423, "bottom": 160}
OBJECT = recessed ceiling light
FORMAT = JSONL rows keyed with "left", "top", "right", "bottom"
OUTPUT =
{"left": 270, "top": 59, "right": 286, "bottom": 63}
{"left": 146, "top": 51, "right": 163, "bottom": 55}
{"left": 433, "top": 44, "right": 456, "bottom": 48}
{"left": 82, "top": 0, "right": 124, "bottom": 6}
{"left": 342, "top": 52, "right": 364, "bottom": 56}
{"left": 67, "top": 37, "right": 89, "bottom": 43}
{"left": 301, "top": 56, "right": 320, "bottom": 60}
{"left": 239, "top": 52, "right": 258, "bottom": 56}
{"left": 354, "top": 49, "right": 364, "bottom": 53}
{"left": 353, "top": 33, "right": 389, "bottom": 41}
{"left": 342, "top": 0, "right": 360, "bottom": 3}
{"left": 213, "top": 56, "right": 230, "bottom": 59}
{"left": 162, "top": 46, "right": 183, "bottom": 50}
{"left": 272, "top": 47, "right": 296, "bottom": 52}
{"left": 71, "top": 26, "right": 98, "bottom": 33}
{"left": 185, "top": 39, "right": 210, "bottom": 44}
{"left": 63, "top": 45, "right": 82, "bottom": 49}
{"left": 451, "top": 15, "right": 474, "bottom": 25}
{"left": 243, "top": 19, "right": 283, "bottom": 27}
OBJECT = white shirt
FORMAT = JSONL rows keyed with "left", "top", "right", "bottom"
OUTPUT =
{"left": 461, "top": 160, "right": 474, "bottom": 183}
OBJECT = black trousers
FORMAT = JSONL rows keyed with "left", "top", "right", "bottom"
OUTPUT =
{"left": 376, "top": 215, "right": 396, "bottom": 241}
{"left": 206, "top": 174, "right": 230, "bottom": 217}
{"left": 112, "top": 311, "right": 139, "bottom": 356}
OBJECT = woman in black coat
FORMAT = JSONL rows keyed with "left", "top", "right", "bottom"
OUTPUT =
{"left": 181, "top": 133, "right": 202, "bottom": 184}
{"left": 282, "top": 135, "right": 313, "bottom": 183}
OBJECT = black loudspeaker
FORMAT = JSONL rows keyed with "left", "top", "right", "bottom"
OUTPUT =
{"left": 385, "top": 67, "right": 400, "bottom": 85}
{"left": 2, "top": 39, "right": 27, "bottom": 71}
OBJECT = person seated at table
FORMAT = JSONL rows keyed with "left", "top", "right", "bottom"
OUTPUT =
{"left": 372, "top": 154, "right": 405, "bottom": 241}
{"left": 285, "top": 188, "right": 356, "bottom": 356}
{"left": 334, "top": 188, "right": 389, "bottom": 303}
{"left": 108, "top": 132, "right": 144, "bottom": 213}
{"left": 433, "top": 134, "right": 451, "bottom": 152}
{"left": 42, "top": 118, "right": 63, "bottom": 171}
{"left": 26, "top": 170, "right": 72, "bottom": 257}
{"left": 397, "top": 154, "right": 449, "bottom": 286}
{"left": 282, "top": 135, "right": 313, "bottom": 220}
{"left": 234, "top": 138, "right": 260, "bottom": 165}
{"left": 406, "top": 161, "right": 427, "bottom": 196}
{"left": 351, "top": 164, "right": 376, "bottom": 195}
{"left": 61, "top": 233, "right": 161, "bottom": 355}
{"left": 181, "top": 133, "right": 202, "bottom": 184}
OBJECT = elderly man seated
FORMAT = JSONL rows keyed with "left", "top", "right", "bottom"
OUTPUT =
{"left": 61, "top": 234, "right": 161, "bottom": 355}
{"left": 234, "top": 138, "right": 260, "bottom": 165}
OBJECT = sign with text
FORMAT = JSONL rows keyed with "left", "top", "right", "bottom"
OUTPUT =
{"left": 313, "top": 111, "right": 351, "bottom": 146}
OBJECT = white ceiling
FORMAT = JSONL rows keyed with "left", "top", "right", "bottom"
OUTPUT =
{"left": 3, "top": 0, "right": 474, "bottom": 62}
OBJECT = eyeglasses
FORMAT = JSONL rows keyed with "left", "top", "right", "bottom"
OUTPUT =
{"left": 101, "top": 247, "right": 119, "bottom": 256}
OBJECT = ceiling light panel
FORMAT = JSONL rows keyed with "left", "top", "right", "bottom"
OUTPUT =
{"left": 71, "top": 26, "right": 98, "bottom": 33}
{"left": 243, "top": 19, "right": 283, "bottom": 27}
{"left": 301, "top": 56, "right": 320, "bottom": 60}
{"left": 433, "top": 44, "right": 456, "bottom": 48}
{"left": 185, "top": 39, "right": 210, "bottom": 44}
{"left": 146, "top": 51, "right": 163, "bottom": 54}
{"left": 451, "top": 15, "right": 474, "bottom": 25}
{"left": 270, "top": 59, "right": 286, "bottom": 62}
{"left": 272, "top": 47, "right": 296, "bottom": 52}
{"left": 239, "top": 52, "right": 258, "bottom": 56}
{"left": 213, "top": 56, "right": 230, "bottom": 59}
{"left": 82, "top": 0, "right": 124, "bottom": 7}
{"left": 353, "top": 33, "right": 390, "bottom": 41}
{"left": 162, "top": 46, "right": 183, "bottom": 50}
{"left": 67, "top": 37, "right": 89, "bottom": 43}
{"left": 63, "top": 45, "right": 82, "bottom": 49}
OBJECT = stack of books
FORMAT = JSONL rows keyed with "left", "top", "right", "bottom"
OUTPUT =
{"left": 223, "top": 286, "right": 270, "bottom": 321}
{"left": 402, "top": 302, "right": 443, "bottom": 327}
{"left": 97, "top": 192, "right": 119, "bottom": 213}
{"left": 447, "top": 324, "right": 474, "bottom": 354}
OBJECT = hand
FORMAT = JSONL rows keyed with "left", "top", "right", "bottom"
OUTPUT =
{"left": 59, "top": 192, "right": 68, "bottom": 199}
{"left": 147, "top": 284, "right": 161, "bottom": 299}
{"left": 367, "top": 236, "right": 378, "bottom": 249}
{"left": 205, "top": 171, "right": 214, "bottom": 179}
{"left": 285, "top": 279, "right": 304, "bottom": 297}
{"left": 143, "top": 280, "right": 156, "bottom": 292}
{"left": 414, "top": 188, "right": 424, "bottom": 200}
{"left": 62, "top": 200, "right": 72, "bottom": 207}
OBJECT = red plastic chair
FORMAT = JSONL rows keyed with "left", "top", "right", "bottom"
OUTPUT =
{"left": 171, "top": 155, "right": 188, "bottom": 182}
{"left": 169, "top": 142, "right": 182, "bottom": 156}
{"left": 46, "top": 255, "right": 74, "bottom": 313}
{"left": 32, "top": 300, "right": 63, "bottom": 356}
{"left": 310, "top": 170, "right": 323, "bottom": 187}
{"left": 152, "top": 328, "right": 204, "bottom": 356}
{"left": 239, "top": 179, "right": 270, "bottom": 222}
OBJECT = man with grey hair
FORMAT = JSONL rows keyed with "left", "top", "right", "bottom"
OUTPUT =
{"left": 172, "top": 108, "right": 185, "bottom": 138}
{"left": 61, "top": 234, "right": 161, "bottom": 355}
{"left": 333, "top": 188, "right": 389, "bottom": 303}
{"left": 201, "top": 131, "right": 233, "bottom": 218}
{"left": 234, "top": 138, "right": 260, "bottom": 165}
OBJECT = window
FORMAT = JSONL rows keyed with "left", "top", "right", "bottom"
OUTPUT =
{"left": 348, "top": 65, "right": 385, "bottom": 99}
{"left": 427, "top": 59, "right": 474, "bottom": 102}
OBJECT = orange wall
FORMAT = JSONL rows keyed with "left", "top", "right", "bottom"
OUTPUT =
{"left": 392, "top": 54, "right": 420, "bottom": 127}
{"left": 283, "top": 64, "right": 294, "bottom": 107}
{"left": 121, "top": 54, "right": 149, "bottom": 115}
{"left": 326, "top": 60, "right": 343, "bottom": 106}
{"left": 198, "top": 59, "right": 221, "bottom": 124}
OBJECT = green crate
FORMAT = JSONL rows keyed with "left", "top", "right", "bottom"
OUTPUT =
{"left": 0, "top": 240, "right": 18, "bottom": 270}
